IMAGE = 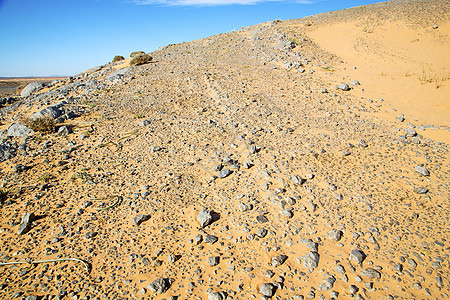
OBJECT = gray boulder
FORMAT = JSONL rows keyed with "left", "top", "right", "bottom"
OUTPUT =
{"left": 31, "top": 100, "right": 67, "bottom": 120}
{"left": 208, "top": 291, "right": 227, "bottom": 300}
{"left": 361, "top": 268, "right": 381, "bottom": 279}
{"left": 20, "top": 82, "right": 45, "bottom": 98}
{"left": 303, "top": 251, "right": 320, "bottom": 269}
{"left": 259, "top": 283, "right": 276, "bottom": 297}
{"left": 17, "top": 212, "right": 35, "bottom": 235}
{"left": 6, "top": 123, "right": 34, "bottom": 138}
{"left": 146, "top": 278, "right": 172, "bottom": 294}
{"left": 349, "top": 249, "right": 366, "bottom": 264}
{"left": 337, "top": 83, "right": 350, "bottom": 91}
{"left": 106, "top": 68, "right": 130, "bottom": 83}
{"left": 132, "top": 214, "right": 150, "bottom": 226}
{"left": 197, "top": 207, "right": 213, "bottom": 228}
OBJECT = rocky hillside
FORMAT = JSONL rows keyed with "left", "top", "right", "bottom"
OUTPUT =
{"left": 0, "top": 0, "right": 448, "bottom": 299}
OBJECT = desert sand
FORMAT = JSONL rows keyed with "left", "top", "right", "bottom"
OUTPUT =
{"left": 0, "top": 0, "right": 448, "bottom": 300}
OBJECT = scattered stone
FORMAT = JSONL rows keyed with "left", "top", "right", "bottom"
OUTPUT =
{"left": 349, "top": 285, "right": 359, "bottom": 294}
{"left": 208, "top": 291, "right": 227, "bottom": 300}
{"left": 57, "top": 125, "right": 71, "bottom": 137}
{"left": 327, "top": 229, "right": 343, "bottom": 241}
{"left": 259, "top": 283, "right": 276, "bottom": 297}
{"left": 204, "top": 234, "right": 218, "bottom": 244}
{"left": 257, "top": 215, "right": 269, "bottom": 223}
{"left": 272, "top": 255, "right": 288, "bottom": 267}
{"left": 193, "top": 234, "right": 203, "bottom": 245}
{"left": 132, "top": 214, "right": 150, "bottom": 226}
{"left": 207, "top": 256, "right": 220, "bottom": 266}
{"left": 360, "top": 268, "right": 381, "bottom": 279}
{"left": 318, "top": 276, "right": 335, "bottom": 291}
{"left": 197, "top": 208, "right": 213, "bottom": 228}
{"left": 17, "top": 212, "right": 35, "bottom": 235}
{"left": 146, "top": 278, "right": 172, "bottom": 294}
{"left": 414, "top": 166, "right": 430, "bottom": 176}
{"left": 337, "top": 83, "right": 350, "bottom": 91}
{"left": 413, "top": 187, "right": 428, "bottom": 194}
{"left": 392, "top": 263, "right": 403, "bottom": 272}
{"left": 291, "top": 175, "right": 305, "bottom": 185}
{"left": 257, "top": 228, "right": 268, "bottom": 238}
{"left": 303, "top": 251, "right": 320, "bottom": 269}
{"left": 218, "top": 169, "right": 231, "bottom": 178}
{"left": 405, "top": 127, "right": 417, "bottom": 137}
{"left": 359, "top": 139, "right": 368, "bottom": 148}
{"left": 350, "top": 249, "right": 366, "bottom": 264}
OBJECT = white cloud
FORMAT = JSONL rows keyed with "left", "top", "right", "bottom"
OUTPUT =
{"left": 131, "top": 0, "right": 308, "bottom": 6}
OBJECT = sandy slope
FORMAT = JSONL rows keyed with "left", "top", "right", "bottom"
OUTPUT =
{"left": 302, "top": 0, "right": 450, "bottom": 143}
{"left": 0, "top": 1, "right": 448, "bottom": 300}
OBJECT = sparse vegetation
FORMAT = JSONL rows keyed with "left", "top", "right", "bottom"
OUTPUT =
{"left": 130, "top": 51, "right": 145, "bottom": 58}
{"left": 22, "top": 115, "right": 55, "bottom": 133}
{"left": 419, "top": 68, "right": 449, "bottom": 88}
{"left": 38, "top": 173, "right": 52, "bottom": 183}
{"left": 112, "top": 55, "right": 125, "bottom": 63}
{"left": 130, "top": 53, "right": 153, "bottom": 66}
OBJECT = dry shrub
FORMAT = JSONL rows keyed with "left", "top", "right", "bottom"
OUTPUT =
{"left": 22, "top": 115, "right": 55, "bottom": 133}
{"left": 130, "top": 51, "right": 145, "bottom": 58}
{"left": 130, "top": 53, "right": 153, "bottom": 66}
{"left": 112, "top": 55, "right": 125, "bottom": 63}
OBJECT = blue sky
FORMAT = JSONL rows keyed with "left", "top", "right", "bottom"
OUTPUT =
{"left": 0, "top": 0, "right": 383, "bottom": 77}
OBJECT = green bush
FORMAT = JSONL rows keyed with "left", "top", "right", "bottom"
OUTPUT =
{"left": 130, "top": 51, "right": 145, "bottom": 58}
{"left": 112, "top": 55, "right": 125, "bottom": 63}
{"left": 130, "top": 53, "right": 153, "bottom": 66}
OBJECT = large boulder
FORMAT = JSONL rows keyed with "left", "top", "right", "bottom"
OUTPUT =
{"left": 6, "top": 123, "right": 34, "bottom": 138}
{"left": 31, "top": 100, "right": 67, "bottom": 120}
{"left": 20, "top": 82, "right": 45, "bottom": 98}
